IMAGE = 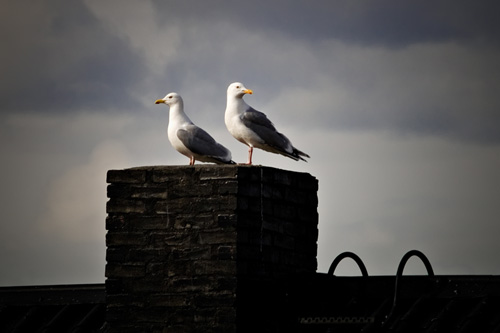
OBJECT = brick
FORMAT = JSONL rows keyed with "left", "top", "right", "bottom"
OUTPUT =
{"left": 106, "top": 215, "right": 172, "bottom": 231}
{"left": 217, "top": 246, "right": 236, "bottom": 260}
{"left": 153, "top": 200, "right": 170, "bottom": 214}
{"left": 216, "top": 180, "right": 238, "bottom": 195}
{"left": 106, "top": 248, "right": 128, "bottom": 263}
{"left": 168, "top": 276, "right": 215, "bottom": 293}
{"left": 126, "top": 277, "right": 168, "bottom": 293}
{"left": 194, "top": 309, "right": 217, "bottom": 323}
{"left": 217, "top": 214, "right": 237, "bottom": 228}
{"left": 106, "top": 216, "right": 127, "bottom": 231}
{"left": 216, "top": 277, "right": 237, "bottom": 290}
{"left": 149, "top": 231, "right": 191, "bottom": 247}
{"left": 151, "top": 166, "right": 197, "bottom": 183}
{"left": 191, "top": 196, "right": 237, "bottom": 212}
{"left": 107, "top": 169, "right": 146, "bottom": 184}
{"left": 106, "top": 231, "right": 146, "bottom": 247}
{"left": 148, "top": 294, "right": 189, "bottom": 307}
{"left": 216, "top": 308, "right": 237, "bottom": 324}
{"left": 166, "top": 260, "right": 194, "bottom": 277}
{"left": 145, "top": 262, "right": 167, "bottom": 277}
{"left": 154, "top": 197, "right": 219, "bottom": 214}
{"left": 129, "top": 215, "right": 171, "bottom": 230}
{"left": 107, "top": 199, "right": 146, "bottom": 214}
{"left": 129, "top": 248, "right": 170, "bottom": 262}
{"left": 130, "top": 185, "right": 168, "bottom": 199}
{"left": 174, "top": 214, "right": 216, "bottom": 230}
{"left": 172, "top": 247, "right": 212, "bottom": 261}
{"left": 172, "top": 216, "right": 195, "bottom": 230}
{"left": 192, "top": 292, "right": 236, "bottom": 308}
{"left": 105, "top": 279, "right": 125, "bottom": 294}
{"left": 193, "top": 260, "right": 236, "bottom": 275}
{"left": 105, "top": 263, "right": 145, "bottom": 278}
{"left": 198, "top": 165, "right": 238, "bottom": 180}
{"left": 107, "top": 184, "right": 133, "bottom": 199}
{"left": 167, "top": 182, "right": 213, "bottom": 199}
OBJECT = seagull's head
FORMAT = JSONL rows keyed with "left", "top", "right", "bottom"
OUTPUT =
{"left": 227, "top": 82, "right": 253, "bottom": 99}
{"left": 155, "top": 92, "right": 182, "bottom": 107}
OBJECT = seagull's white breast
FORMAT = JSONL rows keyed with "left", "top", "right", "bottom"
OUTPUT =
{"left": 225, "top": 99, "right": 262, "bottom": 147}
{"left": 167, "top": 123, "right": 192, "bottom": 156}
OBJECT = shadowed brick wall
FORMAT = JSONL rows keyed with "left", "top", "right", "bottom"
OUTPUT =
{"left": 105, "top": 165, "right": 318, "bottom": 332}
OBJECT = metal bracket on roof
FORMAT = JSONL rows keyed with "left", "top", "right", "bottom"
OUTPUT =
{"left": 395, "top": 249, "right": 435, "bottom": 278}
{"left": 382, "top": 249, "right": 435, "bottom": 327}
{"left": 327, "top": 251, "right": 369, "bottom": 277}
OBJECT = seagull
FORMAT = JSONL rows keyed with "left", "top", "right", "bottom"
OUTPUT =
{"left": 155, "top": 92, "right": 235, "bottom": 165}
{"left": 224, "top": 82, "right": 310, "bottom": 165}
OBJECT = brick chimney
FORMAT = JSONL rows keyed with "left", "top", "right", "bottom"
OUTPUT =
{"left": 105, "top": 165, "right": 318, "bottom": 332}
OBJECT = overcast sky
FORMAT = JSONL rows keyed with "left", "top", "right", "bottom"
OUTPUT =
{"left": 1, "top": 0, "right": 500, "bottom": 286}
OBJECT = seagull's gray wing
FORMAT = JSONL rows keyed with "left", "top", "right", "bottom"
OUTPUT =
{"left": 240, "top": 107, "right": 293, "bottom": 152}
{"left": 177, "top": 124, "right": 231, "bottom": 160}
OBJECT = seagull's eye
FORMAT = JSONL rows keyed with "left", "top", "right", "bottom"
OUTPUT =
{"left": 169, "top": 96, "right": 173, "bottom": 99}
{"left": 236, "top": 86, "right": 240, "bottom": 89}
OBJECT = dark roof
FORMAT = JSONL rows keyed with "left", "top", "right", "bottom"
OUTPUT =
{"left": 285, "top": 274, "right": 500, "bottom": 332}
{"left": 281, "top": 251, "right": 500, "bottom": 332}
{"left": 0, "top": 284, "right": 106, "bottom": 333}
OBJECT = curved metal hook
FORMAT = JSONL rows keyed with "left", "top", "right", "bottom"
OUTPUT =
{"left": 396, "top": 249, "right": 434, "bottom": 277}
{"left": 383, "top": 250, "right": 435, "bottom": 327}
{"left": 327, "top": 252, "right": 369, "bottom": 277}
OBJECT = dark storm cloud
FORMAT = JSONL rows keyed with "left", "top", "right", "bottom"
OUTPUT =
{"left": 0, "top": 0, "right": 146, "bottom": 114}
{"left": 151, "top": 0, "right": 500, "bottom": 47}
{"left": 313, "top": 1, "right": 500, "bottom": 46}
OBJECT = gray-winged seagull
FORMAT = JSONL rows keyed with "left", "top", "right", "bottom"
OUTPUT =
{"left": 224, "top": 82, "right": 310, "bottom": 165}
{"left": 155, "top": 92, "right": 235, "bottom": 165}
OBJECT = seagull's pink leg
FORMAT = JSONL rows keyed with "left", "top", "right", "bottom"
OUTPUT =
{"left": 247, "top": 146, "right": 253, "bottom": 165}
{"left": 238, "top": 146, "right": 253, "bottom": 165}
{"left": 189, "top": 156, "right": 195, "bottom": 165}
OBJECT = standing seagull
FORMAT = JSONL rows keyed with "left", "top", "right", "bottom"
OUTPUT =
{"left": 224, "top": 82, "right": 310, "bottom": 165}
{"left": 155, "top": 92, "right": 235, "bottom": 165}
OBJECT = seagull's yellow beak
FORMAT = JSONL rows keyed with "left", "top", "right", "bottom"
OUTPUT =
{"left": 243, "top": 89, "right": 253, "bottom": 95}
{"left": 155, "top": 99, "right": 165, "bottom": 104}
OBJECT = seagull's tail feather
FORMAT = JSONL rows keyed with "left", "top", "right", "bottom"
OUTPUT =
{"left": 209, "top": 159, "right": 235, "bottom": 164}
{"left": 294, "top": 148, "right": 310, "bottom": 159}
{"left": 292, "top": 147, "right": 310, "bottom": 162}
{"left": 211, "top": 156, "right": 236, "bottom": 164}
{"left": 279, "top": 147, "right": 310, "bottom": 162}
